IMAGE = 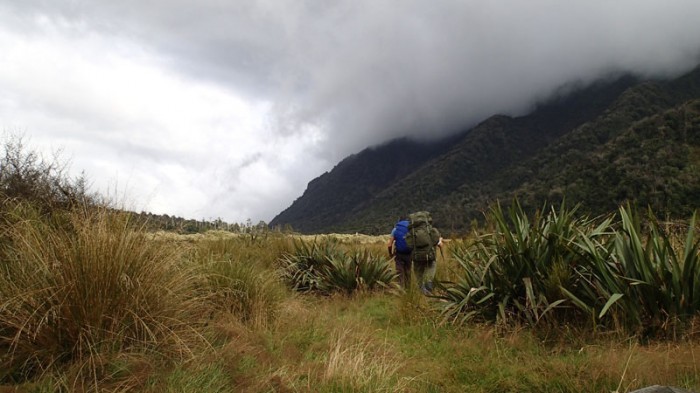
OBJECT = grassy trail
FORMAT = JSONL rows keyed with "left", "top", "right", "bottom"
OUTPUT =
{"left": 192, "top": 290, "right": 700, "bottom": 393}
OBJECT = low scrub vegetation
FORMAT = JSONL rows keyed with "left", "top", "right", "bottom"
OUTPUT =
{"left": 1, "top": 200, "right": 698, "bottom": 391}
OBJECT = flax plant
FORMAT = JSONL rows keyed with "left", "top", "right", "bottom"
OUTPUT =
{"left": 278, "top": 239, "right": 340, "bottom": 292}
{"left": 569, "top": 205, "right": 700, "bottom": 336}
{"left": 320, "top": 250, "right": 395, "bottom": 294}
{"left": 442, "top": 200, "right": 700, "bottom": 337}
{"left": 440, "top": 201, "right": 595, "bottom": 326}
{"left": 279, "top": 240, "right": 394, "bottom": 295}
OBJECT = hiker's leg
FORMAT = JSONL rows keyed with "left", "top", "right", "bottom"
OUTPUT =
{"left": 423, "top": 259, "right": 436, "bottom": 292}
{"left": 413, "top": 260, "right": 427, "bottom": 290}
{"left": 395, "top": 253, "right": 411, "bottom": 288}
{"left": 394, "top": 259, "right": 404, "bottom": 287}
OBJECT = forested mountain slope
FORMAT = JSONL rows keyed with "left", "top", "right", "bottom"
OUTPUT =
{"left": 271, "top": 67, "right": 700, "bottom": 234}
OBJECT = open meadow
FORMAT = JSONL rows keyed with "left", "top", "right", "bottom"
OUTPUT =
{"left": 1, "top": 201, "right": 699, "bottom": 392}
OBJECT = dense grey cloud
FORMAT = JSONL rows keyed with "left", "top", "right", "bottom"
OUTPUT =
{"left": 1, "top": 0, "right": 700, "bottom": 222}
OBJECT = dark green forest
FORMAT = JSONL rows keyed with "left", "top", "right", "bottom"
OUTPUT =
{"left": 271, "top": 66, "right": 700, "bottom": 235}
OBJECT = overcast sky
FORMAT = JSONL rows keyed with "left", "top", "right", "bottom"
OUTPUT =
{"left": 1, "top": 1, "right": 699, "bottom": 223}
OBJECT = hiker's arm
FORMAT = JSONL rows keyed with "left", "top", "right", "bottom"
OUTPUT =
{"left": 387, "top": 237, "right": 394, "bottom": 256}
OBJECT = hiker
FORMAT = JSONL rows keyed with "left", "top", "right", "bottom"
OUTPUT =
{"left": 387, "top": 217, "right": 412, "bottom": 288}
{"left": 406, "top": 211, "right": 442, "bottom": 295}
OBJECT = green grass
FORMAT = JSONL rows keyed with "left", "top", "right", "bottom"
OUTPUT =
{"left": 145, "top": 363, "right": 231, "bottom": 393}
{"left": 248, "top": 293, "right": 699, "bottom": 393}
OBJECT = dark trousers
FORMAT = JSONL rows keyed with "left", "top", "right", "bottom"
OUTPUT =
{"left": 394, "top": 252, "right": 412, "bottom": 288}
{"left": 413, "top": 258, "right": 436, "bottom": 292}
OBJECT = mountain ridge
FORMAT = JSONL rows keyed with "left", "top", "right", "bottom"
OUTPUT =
{"left": 270, "top": 67, "right": 700, "bottom": 234}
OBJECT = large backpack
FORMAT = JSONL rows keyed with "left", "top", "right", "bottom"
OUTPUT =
{"left": 406, "top": 211, "right": 441, "bottom": 262}
{"left": 393, "top": 220, "right": 411, "bottom": 254}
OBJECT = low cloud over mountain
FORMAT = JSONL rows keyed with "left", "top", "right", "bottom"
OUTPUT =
{"left": 1, "top": 1, "right": 699, "bottom": 222}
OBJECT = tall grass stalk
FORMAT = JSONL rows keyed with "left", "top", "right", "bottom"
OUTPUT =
{"left": 321, "top": 328, "right": 408, "bottom": 392}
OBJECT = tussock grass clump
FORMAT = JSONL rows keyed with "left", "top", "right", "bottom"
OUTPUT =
{"left": 204, "top": 259, "right": 286, "bottom": 329}
{"left": 190, "top": 237, "right": 290, "bottom": 329}
{"left": 321, "top": 328, "right": 409, "bottom": 392}
{"left": 0, "top": 204, "right": 205, "bottom": 384}
{"left": 187, "top": 233, "right": 294, "bottom": 269}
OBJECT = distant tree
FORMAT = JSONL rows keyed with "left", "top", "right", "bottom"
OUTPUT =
{"left": 255, "top": 220, "right": 268, "bottom": 233}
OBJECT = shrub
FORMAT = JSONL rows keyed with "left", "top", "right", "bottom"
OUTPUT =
{"left": 441, "top": 200, "right": 700, "bottom": 337}
{"left": 0, "top": 134, "right": 96, "bottom": 213}
{"left": 440, "top": 201, "right": 602, "bottom": 326}
{"left": 279, "top": 240, "right": 394, "bottom": 295}
{"left": 320, "top": 250, "right": 395, "bottom": 294}
{"left": 569, "top": 205, "right": 700, "bottom": 336}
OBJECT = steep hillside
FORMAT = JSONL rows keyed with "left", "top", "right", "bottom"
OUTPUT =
{"left": 458, "top": 68, "right": 700, "bottom": 224}
{"left": 271, "top": 136, "right": 462, "bottom": 232}
{"left": 509, "top": 99, "right": 700, "bottom": 217}
{"left": 271, "top": 66, "right": 700, "bottom": 234}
